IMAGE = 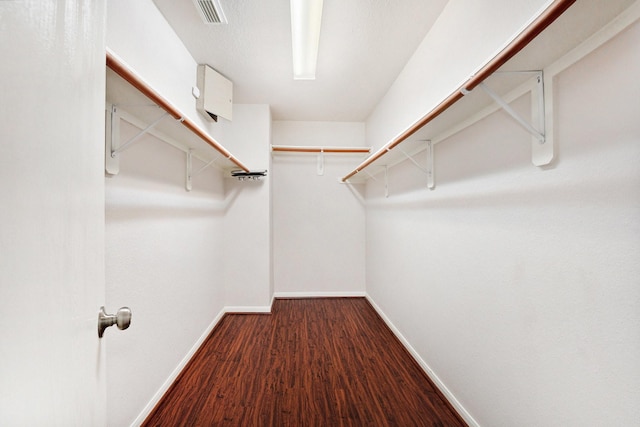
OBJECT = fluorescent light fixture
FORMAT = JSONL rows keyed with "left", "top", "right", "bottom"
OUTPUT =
{"left": 290, "top": 0, "right": 324, "bottom": 80}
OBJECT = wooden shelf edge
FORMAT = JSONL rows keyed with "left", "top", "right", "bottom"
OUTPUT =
{"left": 271, "top": 145, "right": 371, "bottom": 154}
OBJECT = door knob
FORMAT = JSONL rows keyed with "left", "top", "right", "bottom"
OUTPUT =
{"left": 98, "top": 306, "right": 132, "bottom": 338}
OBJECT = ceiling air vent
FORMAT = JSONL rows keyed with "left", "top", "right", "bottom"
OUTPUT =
{"left": 193, "top": 0, "right": 227, "bottom": 24}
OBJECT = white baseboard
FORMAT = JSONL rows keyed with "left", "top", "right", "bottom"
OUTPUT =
{"left": 273, "top": 291, "right": 366, "bottom": 298}
{"left": 365, "top": 294, "right": 480, "bottom": 427}
{"left": 225, "top": 305, "right": 272, "bottom": 313}
{"left": 131, "top": 307, "right": 227, "bottom": 427}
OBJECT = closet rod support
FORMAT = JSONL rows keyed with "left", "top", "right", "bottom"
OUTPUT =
{"left": 193, "top": 155, "right": 220, "bottom": 177}
{"left": 397, "top": 146, "right": 429, "bottom": 174}
{"left": 111, "top": 111, "right": 170, "bottom": 157}
{"left": 477, "top": 77, "right": 545, "bottom": 143}
{"left": 317, "top": 149, "right": 324, "bottom": 176}
{"left": 363, "top": 169, "right": 379, "bottom": 183}
{"left": 186, "top": 149, "right": 221, "bottom": 191}
{"left": 384, "top": 166, "right": 389, "bottom": 198}
{"left": 186, "top": 150, "right": 193, "bottom": 191}
{"left": 397, "top": 140, "right": 435, "bottom": 190}
{"left": 426, "top": 140, "right": 435, "bottom": 190}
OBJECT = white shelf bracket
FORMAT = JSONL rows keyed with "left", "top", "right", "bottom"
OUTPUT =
{"left": 106, "top": 105, "right": 172, "bottom": 175}
{"left": 194, "top": 156, "right": 220, "bottom": 176}
{"left": 111, "top": 111, "right": 170, "bottom": 157}
{"left": 104, "top": 104, "right": 178, "bottom": 175}
{"left": 397, "top": 140, "right": 435, "bottom": 190}
{"left": 426, "top": 140, "right": 435, "bottom": 190}
{"left": 317, "top": 149, "right": 324, "bottom": 176}
{"left": 397, "top": 147, "right": 428, "bottom": 173}
{"left": 534, "top": 71, "right": 553, "bottom": 166}
{"left": 186, "top": 149, "right": 194, "bottom": 191}
{"left": 474, "top": 71, "right": 553, "bottom": 166}
{"left": 478, "top": 80, "right": 545, "bottom": 142}
{"left": 186, "top": 150, "right": 220, "bottom": 191}
{"left": 384, "top": 165, "right": 389, "bottom": 198}
{"left": 362, "top": 169, "right": 379, "bottom": 182}
{"left": 105, "top": 104, "right": 120, "bottom": 175}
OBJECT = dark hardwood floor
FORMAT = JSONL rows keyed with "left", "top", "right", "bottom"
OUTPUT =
{"left": 143, "top": 298, "right": 467, "bottom": 426}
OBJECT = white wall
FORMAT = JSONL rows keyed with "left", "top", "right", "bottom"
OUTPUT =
{"left": 366, "top": 0, "right": 553, "bottom": 151}
{"left": 272, "top": 122, "right": 367, "bottom": 296}
{"left": 365, "top": 16, "right": 640, "bottom": 427}
{"left": 105, "top": 124, "right": 227, "bottom": 427}
{"left": 104, "top": 1, "right": 639, "bottom": 426}
{"left": 105, "top": 105, "right": 272, "bottom": 425}
{"left": 106, "top": 1, "right": 272, "bottom": 425}
{"left": 222, "top": 104, "right": 273, "bottom": 309}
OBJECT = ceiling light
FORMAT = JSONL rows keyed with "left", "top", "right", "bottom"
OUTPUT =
{"left": 290, "top": 0, "right": 324, "bottom": 80}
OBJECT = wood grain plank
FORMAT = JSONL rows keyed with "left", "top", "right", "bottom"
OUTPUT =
{"left": 143, "top": 298, "right": 467, "bottom": 426}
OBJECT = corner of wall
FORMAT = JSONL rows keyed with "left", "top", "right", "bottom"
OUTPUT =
{"left": 364, "top": 294, "right": 479, "bottom": 427}
{"left": 131, "top": 306, "right": 227, "bottom": 426}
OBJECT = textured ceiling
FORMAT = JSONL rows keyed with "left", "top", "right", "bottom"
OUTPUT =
{"left": 152, "top": 0, "right": 449, "bottom": 121}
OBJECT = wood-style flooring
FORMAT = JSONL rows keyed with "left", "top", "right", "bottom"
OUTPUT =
{"left": 143, "top": 298, "right": 467, "bottom": 426}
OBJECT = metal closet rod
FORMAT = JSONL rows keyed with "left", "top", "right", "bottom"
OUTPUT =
{"left": 341, "top": 0, "right": 576, "bottom": 182}
{"left": 105, "top": 50, "right": 250, "bottom": 173}
{"left": 271, "top": 145, "right": 371, "bottom": 153}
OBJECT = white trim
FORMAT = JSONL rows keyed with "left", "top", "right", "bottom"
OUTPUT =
{"left": 365, "top": 294, "right": 481, "bottom": 427}
{"left": 131, "top": 307, "right": 227, "bottom": 427}
{"left": 273, "top": 291, "right": 367, "bottom": 299}
{"left": 224, "top": 305, "right": 272, "bottom": 313}
{"left": 270, "top": 292, "right": 276, "bottom": 309}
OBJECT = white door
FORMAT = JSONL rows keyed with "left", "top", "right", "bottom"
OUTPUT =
{"left": 0, "top": 1, "right": 107, "bottom": 425}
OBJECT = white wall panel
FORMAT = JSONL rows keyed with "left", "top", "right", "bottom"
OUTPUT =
{"left": 105, "top": 122, "right": 227, "bottom": 426}
{"left": 365, "top": 19, "right": 640, "bottom": 426}
{"left": 272, "top": 122, "right": 366, "bottom": 295}
{"left": 222, "top": 104, "right": 273, "bottom": 309}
